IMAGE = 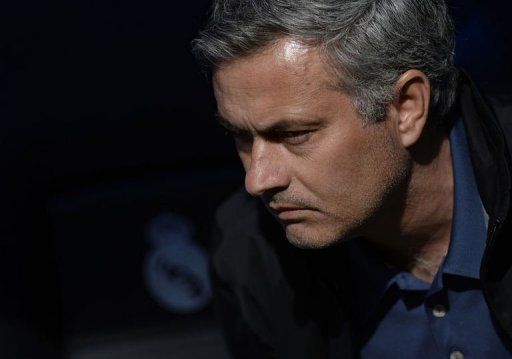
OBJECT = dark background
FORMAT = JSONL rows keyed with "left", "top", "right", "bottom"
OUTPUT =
{"left": 0, "top": 0, "right": 510, "bottom": 358}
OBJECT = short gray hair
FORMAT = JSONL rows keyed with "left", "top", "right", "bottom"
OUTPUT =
{"left": 192, "top": 0, "right": 458, "bottom": 123}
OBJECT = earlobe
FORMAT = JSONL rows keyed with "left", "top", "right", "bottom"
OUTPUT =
{"left": 393, "top": 70, "right": 431, "bottom": 148}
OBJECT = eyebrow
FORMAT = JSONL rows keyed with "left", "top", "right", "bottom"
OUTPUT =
{"left": 215, "top": 112, "right": 320, "bottom": 136}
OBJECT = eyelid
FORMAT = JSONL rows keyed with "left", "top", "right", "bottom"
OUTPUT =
{"left": 229, "top": 127, "right": 315, "bottom": 148}
{"left": 279, "top": 130, "right": 313, "bottom": 145}
{"left": 282, "top": 130, "right": 311, "bottom": 137}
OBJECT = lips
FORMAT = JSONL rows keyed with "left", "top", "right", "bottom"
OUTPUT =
{"left": 269, "top": 204, "right": 310, "bottom": 220}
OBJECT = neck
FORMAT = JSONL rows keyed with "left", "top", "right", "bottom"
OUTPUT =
{"left": 364, "top": 126, "right": 454, "bottom": 283}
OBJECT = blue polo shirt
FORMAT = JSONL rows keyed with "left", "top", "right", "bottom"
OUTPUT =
{"left": 347, "top": 117, "right": 511, "bottom": 358}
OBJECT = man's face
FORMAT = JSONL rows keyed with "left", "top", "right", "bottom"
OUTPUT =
{"left": 213, "top": 39, "right": 410, "bottom": 248}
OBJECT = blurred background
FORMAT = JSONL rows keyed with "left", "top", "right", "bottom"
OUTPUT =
{"left": 0, "top": 0, "right": 510, "bottom": 358}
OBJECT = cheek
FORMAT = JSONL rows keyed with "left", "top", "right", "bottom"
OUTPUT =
{"left": 298, "top": 126, "right": 403, "bottom": 207}
{"left": 297, "top": 132, "right": 373, "bottom": 194}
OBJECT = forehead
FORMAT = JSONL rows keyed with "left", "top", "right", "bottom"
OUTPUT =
{"left": 212, "top": 39, "right": 337, "bottom": 121}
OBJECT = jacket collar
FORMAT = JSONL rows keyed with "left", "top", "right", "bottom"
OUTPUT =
{"left": 457, "top": 69, "right": 511, "bottom": 225}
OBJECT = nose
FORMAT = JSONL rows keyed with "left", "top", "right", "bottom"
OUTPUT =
{"left": 244, "top": 139, "right": 290, "bottom": 197}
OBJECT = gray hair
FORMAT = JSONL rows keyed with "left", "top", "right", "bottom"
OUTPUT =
{"left": 192, "top": 0, "right": 458, "bottom": 123}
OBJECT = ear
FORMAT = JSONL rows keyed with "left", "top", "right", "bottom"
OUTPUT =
{"left": 391, "top": 70, "right": 431, "bottom": 148}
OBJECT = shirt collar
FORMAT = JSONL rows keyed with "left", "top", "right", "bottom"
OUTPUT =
{"left": 442, "top": 115, "right": 487, "bottom": 279}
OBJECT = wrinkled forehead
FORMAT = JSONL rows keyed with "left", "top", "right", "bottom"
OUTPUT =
{"left": 211, "top": 38, "right": 354, "bottom": 135}
{"left": 212, "top": 38, "right": 335, "bottom": 100}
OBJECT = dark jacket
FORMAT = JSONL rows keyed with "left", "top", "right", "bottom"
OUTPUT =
{"left": 210, "top": 72, "right": 512, "bottom": 358}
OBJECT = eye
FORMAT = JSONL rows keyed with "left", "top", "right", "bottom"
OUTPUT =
{"left": 280, "top": 130, "right": 313, "bottom": 145}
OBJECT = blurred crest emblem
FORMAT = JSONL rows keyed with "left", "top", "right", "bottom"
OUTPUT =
{"left": 144, "top": 213, "right": 212, "bottom": 314}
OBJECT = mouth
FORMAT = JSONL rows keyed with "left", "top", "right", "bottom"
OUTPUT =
{"left": 269, "top": 204, "right": 311, "bottom": 221}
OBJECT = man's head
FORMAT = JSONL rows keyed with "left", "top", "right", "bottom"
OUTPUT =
{"left": 193, "top": 0, "right": 458, "bottom": 248}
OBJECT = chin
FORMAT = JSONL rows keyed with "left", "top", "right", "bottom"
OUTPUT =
{"left": 283, "top": 222, "right": 354, "bottom": 249}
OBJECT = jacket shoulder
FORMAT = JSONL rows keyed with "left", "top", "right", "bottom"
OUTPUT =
{"left": 214, "top": 187, "right": 262, "bottom": 236}
{"left": 211, "top": 187, "right": 283, "bottom": 287}
{"left": 210, "top": 188, "right": 347, "bottom": 358}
